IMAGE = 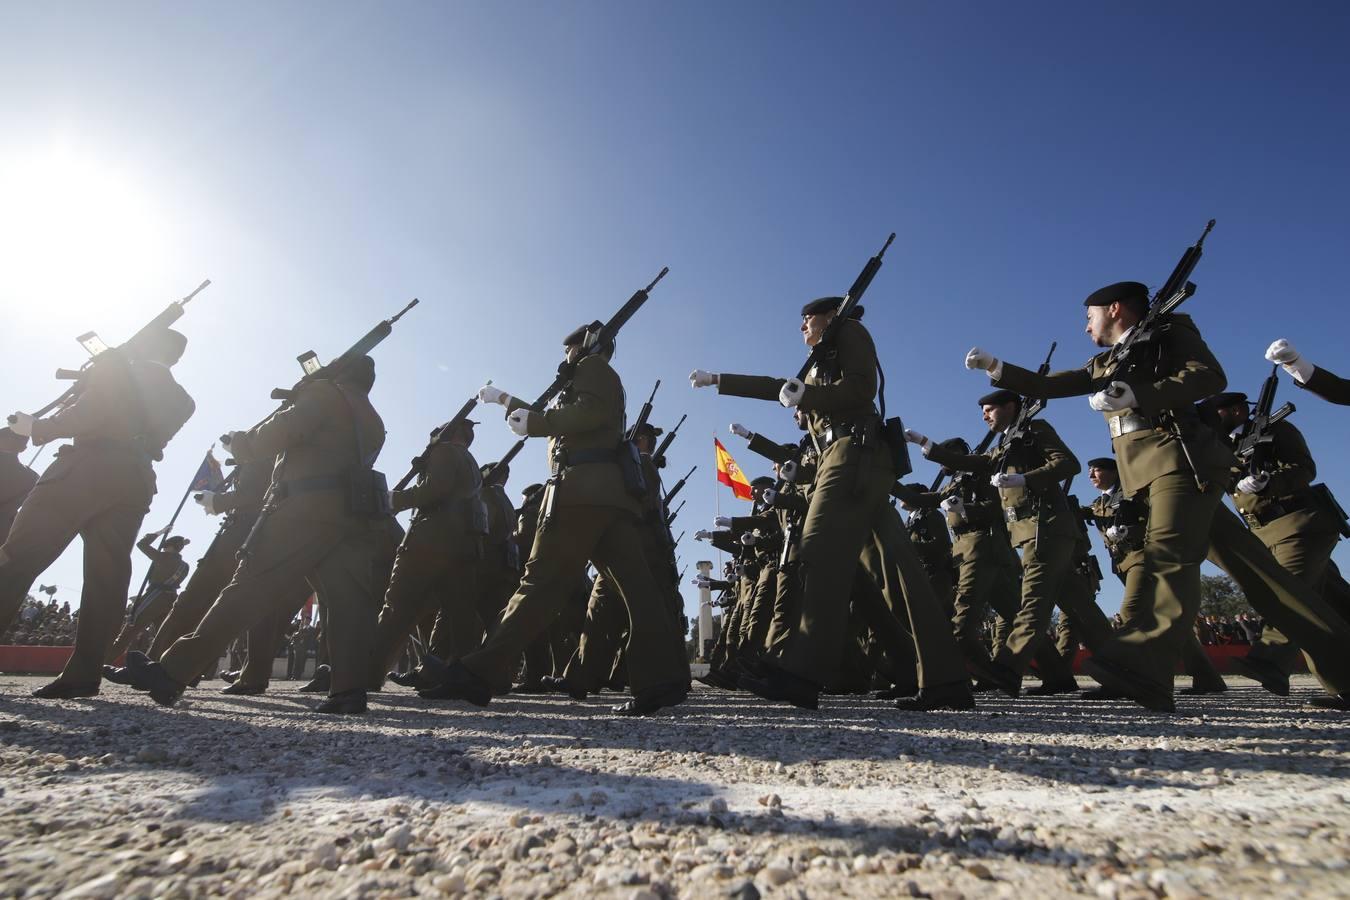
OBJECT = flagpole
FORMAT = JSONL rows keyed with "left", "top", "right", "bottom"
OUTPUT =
{"left": 713, "top": 433, "right": 723, "bottom": 574}
{"left": 130, "top": 445, "right": 213, "bottom": 604}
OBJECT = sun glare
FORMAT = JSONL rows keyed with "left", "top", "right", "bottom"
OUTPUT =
{"left": 0, "top": 146, "right": 170, "bottom": 331}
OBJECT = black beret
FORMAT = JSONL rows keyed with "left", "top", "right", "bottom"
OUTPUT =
{"left": 563, "top": 321, "right": 603, "bottom": 347}
{"left": 904, "top": 482, "right": 927, "bottom": 494}
{"left": 521, "top": 483, "right": 544, "bottom": 497}
{"left": 978, "top": 389, "right": 1021, "bottom": 407}
{"left": 800, "top": 296, "right": 864, "bottom": 320}
{"left": 632, "top": 422, "right": 663, "bottom": 438}
{"left": 750, "top": 475, "right": 775, "bottom": 489}
{"left": 1083, "top": 281, "right": 1148, "bottom": 308}
{"left": 1086, "top": 457, "right": 1118, "bottom": 471}
{"left": 1201, "top": 391, "right": 1250, "bottom": 409}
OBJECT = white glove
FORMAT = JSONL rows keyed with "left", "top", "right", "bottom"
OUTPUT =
{"left": 1236, "top": 472, "right": 1270, "bottom": 495}
{"left": 194, "top": 491, "right": 222, "bottom": 515}
{"left": 761, "top": 489, "right": 779, "bottom": 507}
{"left": 1105, "top": 524, "right": 1130, "bottom": 541}
{"left": 740, "top": 532, "right": 758, "bottom": 546}
{"left": 903, "top": 429, "right": 932, "bottom": 454}
{"left": 965, "top": 347, "right": 999, "bottom": 374}
{"left": 221, "top": 430, "right": 248, "bottom": 452}
{"left": 507, "top": 409, "right": 531, "bottom": 437}
{"left": 730, "top": 423, "right": 751, "bottom": 440}
{"left": 991, "top": 473, "right": 1026, "bottom": 489}
{"left": 7, "top": 412, "right": 34, "bottom": 437}
{"left": 778, "top": 378, "right": 805, "bottom": 408}
{"left": 780, "top": 461, "right": 799, "bottom": 482}
{"left": 692, "top": 575, "right": 713, "bottom": 589}
{"left": 1265, "top": 339, "right": 1314, "bottom": 383}
{"left": 939, "top": 496, "right": 967, "bottom": 520}
{"left": 714, "top": 515, "right": 732, "bottom": 528}
{"left": 477, "top": 383, "right": 510, "bottom": 406}
{"left": 689, "top": 369, "right": 718, "bottom": 389}
{"left": 1089, "top": 382, "right": 1137, "bottom": 412}
{"left": 694, "top": 529, "right": 714, "bottom": 541}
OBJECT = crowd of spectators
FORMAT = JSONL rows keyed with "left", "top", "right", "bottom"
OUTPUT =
{"left": 1196, "top": 613, "right": 1265, "bottom": 646}
{"left": 2, "top": 596, "right": 76, "bottom": 646}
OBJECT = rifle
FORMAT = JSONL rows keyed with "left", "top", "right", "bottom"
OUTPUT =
{"left": 768, "top": 234, "right": 894, "bottom": 496}
{"left": 272, "top": 298, "right": 419, "bottom": 402}
{"left": 1103, "top": 219, "right": 1215, "bottom": 385}
{"left": 652, "top": 413, "right": 685, "bottom": 468}
{"left": 665, "top": 499, "right": 685, "bottom": 526}
{"left": 1233, "top": 364, "right": 1296, "bottom": 475}
{"left": 663, "top": 465, "right": 697, "bottom": 504}
{"left": 1004, "top": 341, "right": 1057, "bottom": 444}
{"left": 22, "top": 279, "right": 212, "bottom": 419}
{"left": 235, "top": 299, "right": 419, "bottom": 562}
{"left": 627, "top": 380, "right": 660, "bottom": 440}
{"left": 1101, "top": 220, "right": 1217, "bottom": 489}
{"left": 408, "top": 269, "right": 669, "bottom": 490}
{"left": 674, "top": 530, "right": 685, "bottom": 546}
{"left": 395, "top": 392, "right": 479, "bottom": 492}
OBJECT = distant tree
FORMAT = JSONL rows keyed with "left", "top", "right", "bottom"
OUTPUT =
{"left": 1199, "top": 574, "right": 1251, "bottom": 618}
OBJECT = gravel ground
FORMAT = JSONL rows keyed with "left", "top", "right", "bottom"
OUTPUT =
{"left": 1, "top": 675, "right": 1348, "bottom": 900}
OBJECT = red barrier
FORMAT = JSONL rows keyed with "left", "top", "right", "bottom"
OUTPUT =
{"left": 1, "top": 645, "right": 76, "bottom": 675}
{"left": 1071, "top": 644, "right": 1306, "bottom": 675}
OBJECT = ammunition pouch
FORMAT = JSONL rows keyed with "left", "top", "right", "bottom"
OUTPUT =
{"left": 347, "top": 469, "right": 392, "bottom": 518}
{"left": 1312, "top": 483, "right": 1350, "bottom": 539}
{"left": 881, "top": 416, "right": 912, "bottom": 478}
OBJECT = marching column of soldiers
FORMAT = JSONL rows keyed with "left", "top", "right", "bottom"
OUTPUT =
{"left": 1, "top": 221, "right": 1348, "bottom": 720}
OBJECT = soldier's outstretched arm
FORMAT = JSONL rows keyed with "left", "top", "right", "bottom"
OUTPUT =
{"left": 992, "top": 361, "right": 1094, "bottom": 400}
{"left": 1267, "top": 340, "right": 1350, "bottom": 406}
{"left": 1020, "top": 421, "right": 1082, "bottom": 491}
{"left": 923, "top": 438, "right": 995, "bottom": 475}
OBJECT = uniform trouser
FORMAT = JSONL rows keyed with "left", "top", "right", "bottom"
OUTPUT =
{"left": 161, "top": 520, "right": 379, "bottom": 697}
{"left": 475, "top": 562, "right": 520, "bottom": 637}
{"left": 1098, "top": 473, "right": 1225, "bottom": 691}
{"left": 996, "top": 531, "right": 1075, "bottom": 675}
{"left": 0, "top": 457, "right": 149, "bottom": 687}
{"left": 953, "top": 551, "right": 1071, "bottom": 683}
{"left": 1055, "top": 567, "right": 1113, "bottom": 657}
{"left": 1113, "top": 566, "right": 1225, "bottom": 687}
{"left": 106, "top": 587, "right": 178, "bottom": 663}
{"left": 866, "top": 508, "right": 968, "bottom": 689}
{"left": 928, "top": 565, "right": 956, "bottom": 619}
{"left": 1053, "top": 612, "right": 1078, "bottom": 663}
{"left": 148, "top": 518, "right": 254, "bottom": 659}
{"left": 236, "top": 583, "right": 315, "bottom": 687}
{"left": 368, "top": 540, "right": 481, "bottom": 687}
{"left": 565, "top": 572, "right": 629, "bottom": 691}
{"left": 1244, "top": 519, "right": 1341, "bottom": 674}
{"left": 462, "top": 505, "right": 689, "bottom": 696}
{"left": 740, "top": 561, "right": 780, "bottom": 653}
{"left": 772, "top": 446, "right": 895, "bottom": 687}
{"left": 1206, "top": 505, "right": 1350, "bottom": 695}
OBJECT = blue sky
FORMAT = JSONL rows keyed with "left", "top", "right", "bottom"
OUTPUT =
{"left": 2, "top": 2, "right": 1348, "bottom": 622}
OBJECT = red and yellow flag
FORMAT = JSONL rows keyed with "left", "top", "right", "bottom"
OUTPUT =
{"left": 714, "top": 438, "right": 753, "bottom": 501}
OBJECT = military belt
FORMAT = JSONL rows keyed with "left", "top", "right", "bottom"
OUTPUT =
{"left": 819, "top": 418, "right": 879, "bottom": 451}
{"left": 950, "top": 521, "right": 987, "bottom": 537}
{"left": 553, "top": 447, "right": 620, "bottom": 468}
{"left": 1242, "top": 493, "right": 1316, "bottom": 528}
{"left": 1108, "top": 413, "right": 1161, "bottom": 439}
{"left": 273, "top": 474, "right": 345, "bottom": 500}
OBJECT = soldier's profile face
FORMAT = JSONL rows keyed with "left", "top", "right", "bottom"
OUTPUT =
{"left": 1088, "top": 465, "right": 1117, "bottom": 490}
{"left": 801, "top": 312, "right": 834, "bottom": 346}
{"left": 1085, "top": 305, "right": 1113, "bottom": 346}
{"left": 981, "top": 402, "right": 1015, "bottom": 431}
{"left": 564, "top": 343, "right": 584, "bottom": 364}
{"left": 1215, "top": 403, "right": 1248, "bottom": 430}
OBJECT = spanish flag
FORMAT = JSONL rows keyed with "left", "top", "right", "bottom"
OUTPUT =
{"left": 714, "top": 438, "right": 753, "bottom": 501}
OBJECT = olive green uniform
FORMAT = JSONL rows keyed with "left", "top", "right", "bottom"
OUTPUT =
{"left": 147, "top": 458, "right": 272, "bottom": 661}
{"left": 720, "top": 319, "right": 964, "bottom": 691}
{"left": 925, "top": 419, "right": 1082, "bottom": 681}
{"left": 460, "top": 355, "right": 690, "bottom": 697}
{"left": 1085, "top": 485, "right": 1224, "bottom": 688}
{"left": 1227, "top": 419, "right": 1348, "bottom": 674}
{"left": 0, "top": 355, "right": 194, "bottom": 686}
{"left": 995, "top": 313, "right": 1350, "bottom": 698}
{"left": 1298, "top": 365, "right": 1350, "bottom": 406}
{"left": 0, "top": 448, "right": 38, "bottom": 540}
{"left": 905, "top": 505, "right": 956, "bottom": 616}
{"left": 105, "top": 533, "right": 189, "bottom": 662}
{"left": 159, "top": 378, "right": 387, "bottom": 698}
{"left": 369, "top": 440, "right": 485, "bottom": 685}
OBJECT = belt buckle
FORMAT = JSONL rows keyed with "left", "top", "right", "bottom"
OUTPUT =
{"left": 1004, "top": 507, "right": 1018, "bottom": 524}
{"left": 1109, "top": 415, "right": 1125, "bottom": 439}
